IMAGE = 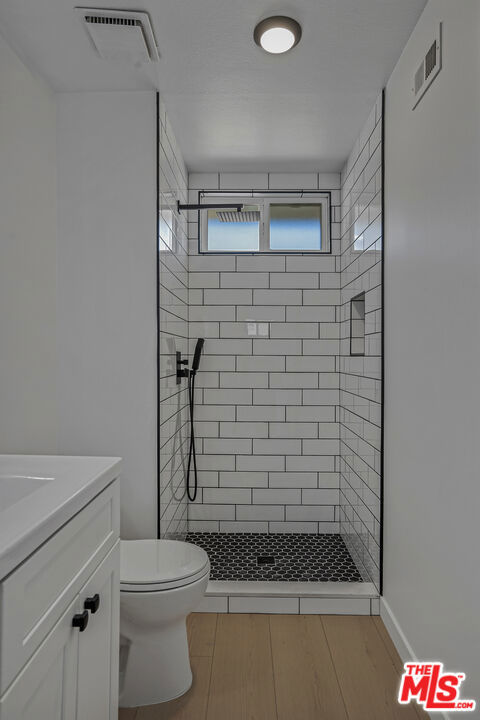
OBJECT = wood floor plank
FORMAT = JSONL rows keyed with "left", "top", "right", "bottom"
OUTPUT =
{"left": 123, "top": 613, "right": 430, "bottom": 720}
{"left": 187, "top": 613, "right": 218, "bottom": 657}
{"left": 135, "top": 656, "right": 212, "bottom": 720}
{"left": 372, "top": 617, "right": 430, "bottom": 720}
{"left": 322, "top": 616, "right": 419, "bottom": 720}
{"left": 372, "top": 617, "right": 403, "bottom": 672}
{"left": 270, "top": 615, "right": 348, "bottom": 720}
{"left": 206, "top": 614, "right": 277, "bottom": 720}
{"left": 119, "top": 709, "right": 137, "bottom": 720}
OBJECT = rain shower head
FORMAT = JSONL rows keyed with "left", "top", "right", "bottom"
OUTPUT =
{"left": 216, "top": 210, "right": 260, "bottom": 223}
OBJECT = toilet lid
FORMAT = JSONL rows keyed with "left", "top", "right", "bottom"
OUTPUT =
{"left": 120, "top": 539, "right": 210, "bottom": 591}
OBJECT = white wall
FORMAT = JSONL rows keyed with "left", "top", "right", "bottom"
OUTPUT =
{"left": 0, "top": 32, "right": 58, "bottom": 453}
{"left": 56, "top": 91, "right": 157, "bottom": 538}
{"left": 384, "top": 0, "right": 480, "bottom": 708}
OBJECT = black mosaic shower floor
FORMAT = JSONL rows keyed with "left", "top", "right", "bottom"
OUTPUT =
{"left": 185, "top": 532, "right": 362, "bottom": 582}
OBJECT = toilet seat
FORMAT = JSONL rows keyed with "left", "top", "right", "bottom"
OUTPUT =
{"left": 120, "top": 539, "right": 210, "bottom": 592}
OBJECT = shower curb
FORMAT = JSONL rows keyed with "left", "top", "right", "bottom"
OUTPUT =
{"left": 198, "top": 580, "right": 379, "bottom": 615}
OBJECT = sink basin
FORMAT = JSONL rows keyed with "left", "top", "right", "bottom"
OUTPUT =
{"left": 0, "top": 455, "right": 121, "bottom": 581}
{"left": 0, "top": 475, "right": 54, "bottom": 511}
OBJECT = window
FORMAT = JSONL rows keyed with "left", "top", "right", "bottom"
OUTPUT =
{"left": 159, "top": 189, "right": 177, "bottom": 253}
{"left": 205, "top": 203, "right": 261, "bottom": 252}
{"left": 199, "top": 192, "right": 330, "bottom": 253}
{"left": 159, "top": 209, "right": 175, "bottom": 252}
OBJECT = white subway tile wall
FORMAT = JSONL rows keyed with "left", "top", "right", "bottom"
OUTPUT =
{"left": 158, "top": 97, "right": 189, "bottom": 538}
{"left": 339, "top": 93, "right": 383, "bottom": 588}
{"left": 187, "top": 172, "right": 344, "bottom": 534}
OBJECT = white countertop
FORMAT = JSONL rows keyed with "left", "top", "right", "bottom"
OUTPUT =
{"left": 0, "top": 455, "right": 121, "bottom": 581}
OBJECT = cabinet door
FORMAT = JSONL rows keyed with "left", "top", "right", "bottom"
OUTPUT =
{"left": 76, "top": 542, "right": 120, "bottom": 720}
{"left": 0, "top": 597, "right": 79, "bottom": 720}
{"left": 0, "top": 481, "right": 119, "bottom": 695}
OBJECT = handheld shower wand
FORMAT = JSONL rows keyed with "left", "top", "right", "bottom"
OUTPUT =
{"left": 185, "top": 339, "right": 204, "bottom": 501}
{"left": 191, "top": 338, "right": 204, "bottom": 374}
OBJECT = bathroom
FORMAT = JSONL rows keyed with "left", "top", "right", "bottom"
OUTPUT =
{"left": 0, "top": 0, "right": 479, "bottom": 718}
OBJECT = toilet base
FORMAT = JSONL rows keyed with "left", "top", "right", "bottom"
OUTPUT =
{"left": 120, "top": 618, "right": 193, "bottom": 707}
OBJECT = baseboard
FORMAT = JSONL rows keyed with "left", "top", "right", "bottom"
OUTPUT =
{"left": 380, "top": 597, "right": 418, "bottom": 662}
{"left": 380, "top": 598, "right": 450, "bottom": 720}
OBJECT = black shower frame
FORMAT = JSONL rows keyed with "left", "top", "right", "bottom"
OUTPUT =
{"left": 379, "top": 87, "right": 385, "bottom": 596}
{"left": 156, "top": 93, "right": 161, "bottom": 539}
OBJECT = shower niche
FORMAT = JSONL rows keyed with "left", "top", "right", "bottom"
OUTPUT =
{"left": 350, "top": 292, "right": 366, "bottom": 356}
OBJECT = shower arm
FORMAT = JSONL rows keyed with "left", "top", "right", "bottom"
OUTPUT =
{"left": 177, "top": 201, "right": 243, "bottom": 213}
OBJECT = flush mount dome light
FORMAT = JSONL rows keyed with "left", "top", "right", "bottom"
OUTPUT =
{"left": 254, "top": 16, "right": 302, "bottom": 54}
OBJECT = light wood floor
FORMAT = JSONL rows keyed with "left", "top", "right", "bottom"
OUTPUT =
{"left": 119, "top": 613, "right": 428, "bottom": 720}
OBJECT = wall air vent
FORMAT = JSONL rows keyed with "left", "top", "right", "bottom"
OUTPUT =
{"left": 75, "top": 8, "right": 159, "bottom": 63}
{"left": 412, "top": 23, "right": 442, "bottom": 109}
{"left": 425, "top": 40, "right": 437, "bottom": 79}
{"left": 414, "top": 61, "right": 424, "bottom": 95}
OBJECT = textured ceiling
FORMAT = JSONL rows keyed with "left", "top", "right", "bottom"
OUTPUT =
{"left": 0, "top": 0, "right": 426, "bottom": 170}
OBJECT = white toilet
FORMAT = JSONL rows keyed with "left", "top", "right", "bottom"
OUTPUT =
{"left": 119, "top": 539, "right": 210, "bottom": 708}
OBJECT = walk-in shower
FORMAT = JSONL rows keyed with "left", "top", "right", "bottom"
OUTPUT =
{"left": 157, "top": 90, "right": 384, "bottom": 608}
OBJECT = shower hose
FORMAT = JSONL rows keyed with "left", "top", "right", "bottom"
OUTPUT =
{"left": 186, "top": 369, "right": 198, "bottom": 502}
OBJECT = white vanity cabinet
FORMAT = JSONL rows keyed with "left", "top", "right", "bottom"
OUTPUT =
{"left": 0, "top": 475, "right": 120, "bottom": 720}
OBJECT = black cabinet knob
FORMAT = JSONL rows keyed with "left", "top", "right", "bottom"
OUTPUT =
{"left": 72, "top": 610, "right": 89, "bottom": 632}
{"left": 84, "top": 593, "right": 100, "bottom": 614}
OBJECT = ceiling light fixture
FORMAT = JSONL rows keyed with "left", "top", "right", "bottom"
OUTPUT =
{"left": 254, "top": 16, "right": 302, "bottom": 54}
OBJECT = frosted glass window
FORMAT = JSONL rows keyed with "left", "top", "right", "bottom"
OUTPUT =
{"left": 206, "top": 205, "right": 260, "bottom": 252}
{"left": 269, "top": 203, "right": 322, "bottom": 250}
{"left": 159, "top": 210, "right": 174, "bottom": 252}
{"left": 200, "top": 193, "right": 330, "bottom": 253}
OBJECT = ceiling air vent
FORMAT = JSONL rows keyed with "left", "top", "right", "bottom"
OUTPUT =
{"left": 412, "top": 22, "right": 442, "bottom": 109}
{"left": 75, "top": 8, "right": 159, "bottom": 63}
